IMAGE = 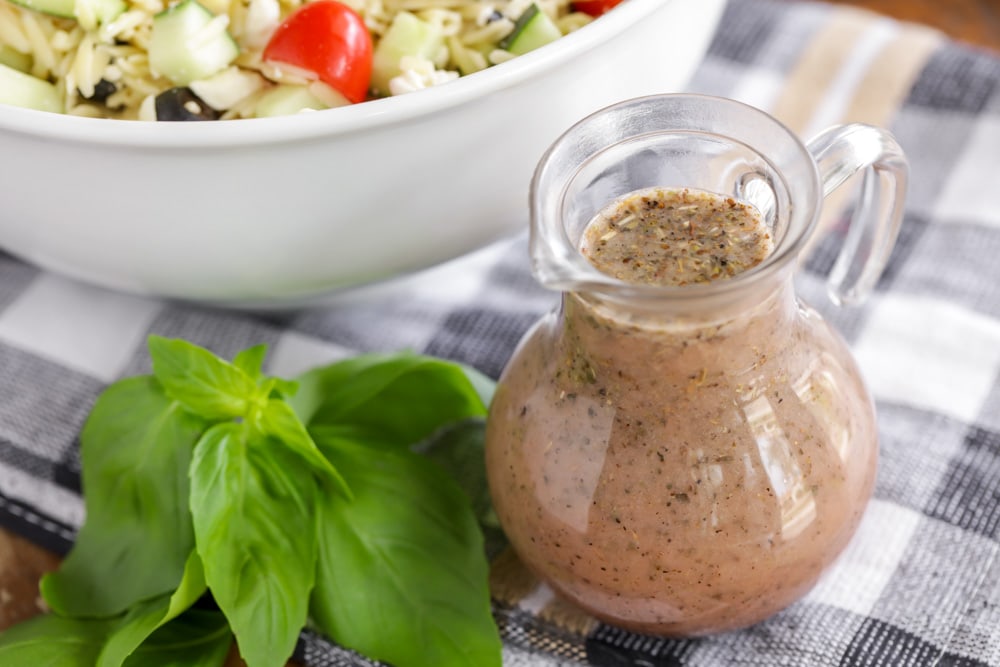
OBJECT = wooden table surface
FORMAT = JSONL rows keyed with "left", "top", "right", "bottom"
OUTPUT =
{"left": 0, "top": 0, "right": 996, "bottom": 664}
{"left": 824, "top": 0, "right": 1000, "bottom": 51}
{"left": 0, "top": 535, "right": 257, "bottom": 665}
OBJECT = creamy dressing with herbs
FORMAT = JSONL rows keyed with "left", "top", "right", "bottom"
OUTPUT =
{"left": 580, "top": 187, "right": 773, "bottom": 286}
{"left": 486, "top": 187, "right": 877, "bottom": 636}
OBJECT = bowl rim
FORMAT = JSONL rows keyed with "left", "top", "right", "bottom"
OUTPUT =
{"left": 0, "top": 0, "right": 669, "bottom": 148}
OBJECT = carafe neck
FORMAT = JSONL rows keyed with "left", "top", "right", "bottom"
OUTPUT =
{"left": 560, "top": 269, "right": 799, "bottom": 379}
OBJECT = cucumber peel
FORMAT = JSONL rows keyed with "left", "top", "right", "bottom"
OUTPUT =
{"left": 499, "top": 4, "right": 562, "bottom": 55}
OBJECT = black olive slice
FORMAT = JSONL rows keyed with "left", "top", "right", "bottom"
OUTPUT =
{"left": 154, "top": 87, "right": 221, "bottom": 121}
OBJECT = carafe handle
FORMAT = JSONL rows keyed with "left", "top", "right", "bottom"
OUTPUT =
{"left": 806, "top": 124, "right": 908, "bottom": 306}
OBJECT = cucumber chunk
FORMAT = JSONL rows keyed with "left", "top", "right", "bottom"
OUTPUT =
{"left": 189, "top": 65, "right": 266, "bottom": 110}
{"left": 7, "top": 0, "right": 124, "bottom": 26}
{"left": 371, "top": 11, "right": 443, "bottom": 96}
{"left": 499, "top": 4, "right": 562, "bottom": 55}
{"left": 149, "top": 0, "right": 239, "bottom": 86}
{"left": 0, "top": 63, "right": 62, "bottom": 113}
{"left": 254, "top": 84, "right": 328, "bottom": 118}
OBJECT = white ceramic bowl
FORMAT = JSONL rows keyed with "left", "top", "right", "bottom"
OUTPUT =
{"left": 0, "top": 0, "right": 724, "bottom": 307}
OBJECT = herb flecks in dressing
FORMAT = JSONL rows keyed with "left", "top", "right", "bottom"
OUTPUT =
{"left": 580, "top": 187, "right": 773, "bottom": 286}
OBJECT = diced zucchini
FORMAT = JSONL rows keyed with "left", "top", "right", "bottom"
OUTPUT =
{"left": 0, "top": 62, "right": 62, "bottom": 113}
{"left": 499, "top": 4, "right": 562, "bottom": 55}
{"left": 371, "top": 11, "right": 443, "bottom": 96}
{"left": 254, "top": 84, "right": 327, "bottom": 118}
{"left": 7, "top": 0, "right": 124, "bottom": 25}
{"left": 149, "top": 0, "right": 239, "bottom": 86}
{"left": 0, "top": 46, "right": 31, "bottom": 74}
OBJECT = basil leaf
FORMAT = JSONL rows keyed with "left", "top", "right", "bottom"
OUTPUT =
{"left": 232, "top": 344, "right": 268, "bottom": 378}
{"left": 310, "top": 436, "right": 501, "bottom": 667}
{"left": 264, "top": 377, "right": 299, "bottom": 399}
{"left": 98, "top": 551, "right": 207, "bottom": 667}
{"left": 0, "top": 614, "right": 116, "bottom": 665}
{"left": 234, "top": 345, "right": 299, "bottom": 398}
{"left": 123, "top": 609, "right": 231, "bottom": 667}
{"left": 416, "top": 419, "right": 507, "bottom": 559}
{"left": 258, "top": 399, "right": 350, "bottom": 497}
{"left": 457, "top": 363, "right": 497, "bottom": 408}
{"left": 148, "top": 336, "right": 259, "bottom": 420}
{"left": 413, "top": 420, "right": 494, "bottom": 526}
{"left": 292, "top": 353, "right": 489, "bottom": 446}
{"left": 190, "top": 422, "right": 317, "bottom": 667}
{"left": 42, "top": 376, "right": 204, "bottom": 618}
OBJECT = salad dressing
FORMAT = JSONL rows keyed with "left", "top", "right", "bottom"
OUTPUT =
{"left": 579, "top": 187, "right": 773, "bottom": 286}
{"left": 486, "top": 187, "right": 877, "bottom": 635}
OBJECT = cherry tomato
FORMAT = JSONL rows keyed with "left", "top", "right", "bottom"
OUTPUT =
{"left": 572, "top": 0, "right": 624, "bottom": 16}
{"left": 263, "top": 1, "right": 373, "bottom": 104}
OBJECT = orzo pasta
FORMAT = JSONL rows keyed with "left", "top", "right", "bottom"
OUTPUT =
{"left": 0, "top": 0, "right": 602, "bottom": 119}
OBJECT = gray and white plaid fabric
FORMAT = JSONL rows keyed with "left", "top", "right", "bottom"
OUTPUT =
{"left": 3, "top": 0, "right": 1000, "bottom": 664}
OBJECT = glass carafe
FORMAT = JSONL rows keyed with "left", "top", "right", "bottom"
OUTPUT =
{"left": 485, "top": 94, "right": 907, "bottom": 636}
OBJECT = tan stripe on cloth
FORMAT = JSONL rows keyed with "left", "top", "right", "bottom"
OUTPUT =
{"left": 491, "top": 549, "right": 599, "bottom": 639}
{"left": 774, "top": 6, "right": 941, "bottom": 136}
{"left": 772, "top": 6, "right": 941, "bottom": 237}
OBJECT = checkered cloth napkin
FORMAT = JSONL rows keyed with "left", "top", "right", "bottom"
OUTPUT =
{"left": 3, "top": 0, "right": 1000, "bottom": 664}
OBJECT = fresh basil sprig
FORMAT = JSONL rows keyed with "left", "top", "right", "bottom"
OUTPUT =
{"left": 1, "top": 336, "right": 502, "bottom": 667}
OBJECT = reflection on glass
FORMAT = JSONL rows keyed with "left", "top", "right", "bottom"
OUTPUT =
{"left": 742, "top": 394, "right": 817, "bottom": 541}
{"left": 792, "top": 353, "right": 852, "bottom": 465}
{"left": 530, "top": 390, "right": 613, "bottom": 534}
